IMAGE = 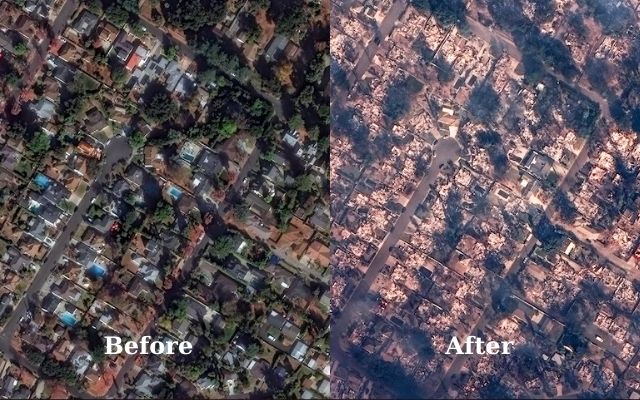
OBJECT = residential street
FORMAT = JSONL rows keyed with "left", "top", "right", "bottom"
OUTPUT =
{"left": 108, "top": 236, "right": 211, "bottom": 398}
{"left": 332, "top": 137, "right": 461, "bottom": 345}
{"left": 51, "top": 0, "right": 78, "bottom": 36}
{"left": 464, "top": 16, "right": 612, "bottom": 121}
{"left": 349, "top": 0, "right": 408, "bottom": 87}
{"left": 0, "top": 137, "right": 132, "bottom": 354}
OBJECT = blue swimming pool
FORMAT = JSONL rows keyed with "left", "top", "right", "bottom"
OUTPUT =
{"left": 168, "top": 185, "right": 182, "bottom": 200}
{"left": 87, "top": 262, "right": 107, "bottom": 279}
{"left": 33, "top": 173, "right": 51, "bottom": 189}
{"left": 59, "top": 311, "right": 77, "bottom": 327}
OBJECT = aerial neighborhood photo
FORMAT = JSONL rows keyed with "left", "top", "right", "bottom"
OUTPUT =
{"left": 331, "top": 0, "right": 640, "bottom": 398}
{"left": 0, "top": 0, "right": 329, "bottom": 398}
{"left": 5, "top": 0, "right": 640, "bottom": 398}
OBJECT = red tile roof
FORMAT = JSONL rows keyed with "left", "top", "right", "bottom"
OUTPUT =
{"left": 125, "top": 53, "right": 141, "bottom": 71}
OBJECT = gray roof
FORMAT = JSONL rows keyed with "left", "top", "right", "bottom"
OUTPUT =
{"left": 265, "top": 35, "right": 288, "bottom": 61}
{"left": 173, "top": 75, "right": 195, "bottom": 97}
{"left": 72, "top": 10, "right": 99, "bottom": 36}
{"left": 196, "top": 149, "right": 224, "bottom": 178}
{"left": 30, "top": 99, "right": 56, "bottom": 121}
{"left": 139, "top": 262, "right": 160, "bottom": 283}
{"left": 42, "top": 180, "right": 71, "bottom": 205}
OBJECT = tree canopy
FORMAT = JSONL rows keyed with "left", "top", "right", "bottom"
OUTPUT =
{"left": 142, "top": 91, "right": 178, "bottom": 124}
{"left": 164, "top": 0, "right": 226, "bottom": 31}
{"left": 413, "top": 0, "right": 467, "bottom": 28}
{"left": 105, "top": 0, "right": 139, "bottom": 26}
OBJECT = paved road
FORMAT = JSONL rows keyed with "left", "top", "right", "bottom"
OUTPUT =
{"left": 333, "top": 137, "right": 461, "bottom": 342}
{"left": 348, "top": 0, "right": 408, "bottom": 88}
{"left": 107, "top": 235, "right": 212, "bottom": 397}
{"left": 435, "top": 116, "right": 597, "bottom": 391}
{"left": 465, "top": 16, "right": 612, "bottom": 121}
{"left": 51, "top": 0, "right": 78, "bottom": 36}
{"left": 0, "top": 137, "right": 132, "bottom": 353}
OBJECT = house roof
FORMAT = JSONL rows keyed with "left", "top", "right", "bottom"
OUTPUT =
{"left": 125, "top": 53, "right": 141, "bottom": 71}
{"left": 71, "top": 10, "right": 99, "bottom": 36}
{"left": 30, "top": 99, "right": 56, "bottom": 120}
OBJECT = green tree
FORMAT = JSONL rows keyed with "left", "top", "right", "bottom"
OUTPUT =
{"left": 167, "top": 298, "right": 188, "bottom": 321}
{"left": 297, "top": 85, "right": 315, "bottom": 108}
{"left": 111, "top": 66, "right": 128, "bottom": 86}
{"left": 106, "top": 4, "right": 131, "bottom": 26}
{"left": 164, "top": 0, "right": 226, "bottom": 31}
{"left": 207, "top": 233, "right": 238, "bottom": 260}
{"left": 288, "top": 114, "right": 304, "bottom": 131}
{"left": 413, "top": 0, "right": 467, "bottom": 28}
{"left": 164, "top": 45, "right": 178, "bottom": 60}
{"left": 274, "top": 7, "right": 307, "bottom": 36}
{"left": 295, "top": 174, "right": 315, "bottom": 192}
{"left": 27, "top": 132, "right": 50, "bottom": 157}
{"left": 128, "top": 130, "right": 146, "bottom": 149}
{"left": 84, "top": 0, "right": 103, "bottom": 14}
{"left": 12, "top": 41, "right": 28, "bottom": 57}
{"left": 467, "top": 84, "right": 501, "bottom": 123}
{"left": 218, "top": 119, "right": 238, "bottom": 139}
{"left": 105, "top": 0, "right": 139, "bottom": 26}
{"left": 152, "top": 201, "right": 175, "bottom": 225}
{"left": 142, "top": 92, "right": 178, "bottom": 124}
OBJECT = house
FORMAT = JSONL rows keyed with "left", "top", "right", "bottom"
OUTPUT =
{"left": 0, "top": 294, "right": 12, "bottom": 319}
{"left": 35, "top": 201, "right": 63, "bottom": 226}
{"left": 207, "top": 272, "right": 239, "bottom": 304}
{"left": 301, "top": 240, "right": 330, "bottom": 269}
{"left": 196, "top": 149, "right": 224, "bottom": 178}
{"left": 84, "top": 107, "right": 108, "bottom": 134}
{"left": 40, "top": 184, "right": 70, "bottom": 207}
{"left": 1, "top": 246, "right": 32, "bottom": 272}
{"left": 93, "top": 20, "right": 120, "bottom": 50}
{"left": 70, "top": 10, "right": 99, "bottom": 38}
{"left": 248, "top": 359, "right": 270, "bottom": 381}
{"left": 0, "top": 31, "right": 18, "bottom": 54}
{"left": 24, "top": 0, "right": 55, "bottom": 19}
{"left": 290, "top": 340, "right": 309, "bottom": 361}
{"left": 76, "top": 140, "right": 102, "bottom": 160}
{"left": 125, "top": 52, "right": 142, "bottom": 72}
{"left": 58, "top": 41, "right": 85, "bottom": 64}
{"left": 112, "top": 35, "right": 135, "bottom": 62}
{"left": 30, "top": 99, "right": 56, "bottom": 121}
{"left": 138, "top": 262, "right": 160, "bottom": 284}
{"left": 245, "top": 192, "right": 272, "bottom": 219}
{"left": 273, "top": 217, "right": 314, "bottom": 261}
{"left": 173, "top": 75, "right": 195, "bottom": 97}
{"left": 41, "top": 76, "right": 61, "bottom": 103}
{"left": 264, "top": 35, "right": 288, "bottom": 62}
{"left": 133, "top": 372, "right": 164, "bottom": 398}
{"left": 263, "top": 310, "right": 300, "bottom": 349}
{"left": 48, "top": 56, "right": 76, "bottom": 84}
{"left": 196, "top": 377, "right": 218, "bottom": 391}
{"left": 523, "top": 150, "right": 553, "bottom": 179}
{"left": 309, "top": 205, "right": 330, "bottom": 232}
{"left": 124, "top": 164, "right": 146, "bottom": 187}
{"left": 70, "top": 350, "right": 93, "bottom": 375}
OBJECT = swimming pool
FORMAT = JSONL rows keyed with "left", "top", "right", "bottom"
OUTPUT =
{"left": 87, "top": 262, "right": 107, "bottom": 279}
{"left": 168, "top": 185, "right": 183, "bottom": 200}
{"left": 33, "top": 173, "right": 51, "bottom": 189}
{"left": 59, "top": 311, "right": 77, "bottom": 327}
